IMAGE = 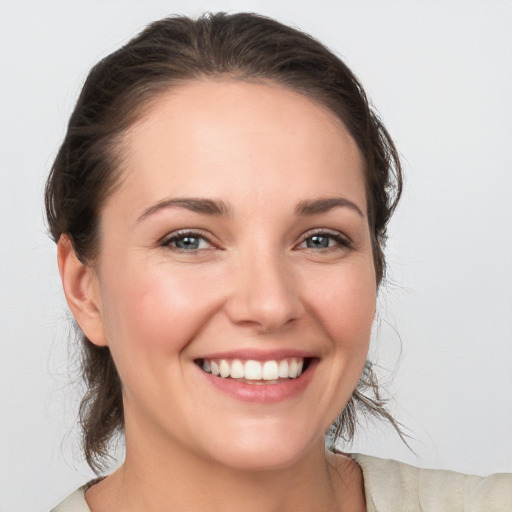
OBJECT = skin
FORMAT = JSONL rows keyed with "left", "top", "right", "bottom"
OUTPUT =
{"left": 58, "top": 79, "right": 374, "bottom": 511}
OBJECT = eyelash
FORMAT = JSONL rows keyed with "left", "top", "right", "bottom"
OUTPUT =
{"left": 160, "top": 229, "right": 352, "bottom": 253}
{"left": 297, "top": 229, "right": 352, "bottom": 252}
{"left": 160, "top": 230, "right": 215, "bottom": 252}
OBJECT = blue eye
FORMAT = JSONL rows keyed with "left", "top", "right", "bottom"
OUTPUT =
{"left": 299, "top": 231, "right": 351, "bottom": 250}
{"left": 305, "top": 235, "right": 331, "bottom": 249}
{"left": 161, "top": 231, "right": 212, "bottom": 251}
{"left": 174, "top": 236, "right": 202, "bottom": 250}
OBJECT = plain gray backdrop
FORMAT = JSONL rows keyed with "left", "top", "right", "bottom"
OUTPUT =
{"left": 1, "top": 1, "right": 511, "bottom": 510}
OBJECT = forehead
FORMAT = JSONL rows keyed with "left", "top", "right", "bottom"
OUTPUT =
{"left": 111, "top": 79, "right": 366, "bottom": 216}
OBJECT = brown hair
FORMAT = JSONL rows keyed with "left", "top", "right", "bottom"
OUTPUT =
{"left": 45, "top": 12, "right": 403, "bottom": 473}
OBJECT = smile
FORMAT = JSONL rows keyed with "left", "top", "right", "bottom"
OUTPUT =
{"left": 195, "top": 354, "right": 317, "bottom": 402}
{"left": 198, "top": 357, "right": 307, "bottom": 382}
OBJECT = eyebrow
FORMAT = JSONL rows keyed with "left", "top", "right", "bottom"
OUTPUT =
{"left": 137, "top": 197, "right": 230, "bottom": 222}
{"left": 295, "top": 197, "right": 364, "bottom": 217}
{"left": 137, "top": 195, "right": 363, "bottom": 222}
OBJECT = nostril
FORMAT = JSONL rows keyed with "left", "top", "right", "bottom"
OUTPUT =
{"left": 223, "top": 268, "right": 305, "bottom": 332}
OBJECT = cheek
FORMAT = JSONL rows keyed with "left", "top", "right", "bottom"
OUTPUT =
{"left": 99, "top": 261, "right": 222, "bottom": 358}
{"left": 300, "top": 259, "right": 376, "bottom": 426}
{"left": 309, "top": 260, "right": 376, "bottom": 354}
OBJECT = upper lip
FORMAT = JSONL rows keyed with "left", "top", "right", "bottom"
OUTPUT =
{"left": 194, "top": 348, "right": 318, "bottom": 362}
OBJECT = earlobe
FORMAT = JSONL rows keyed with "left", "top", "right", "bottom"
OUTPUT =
{"left": 57, "top": 234, "right": 108, "bottom": 347}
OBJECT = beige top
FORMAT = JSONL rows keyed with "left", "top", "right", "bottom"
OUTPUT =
{"left": 351, "top": 454, "right": 512, "bottom": 511}
{"left": 50, "top": 454, "right": 512, "bottom": 511}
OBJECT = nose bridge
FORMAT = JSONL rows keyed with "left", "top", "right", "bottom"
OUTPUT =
{"left": 225, "top": 239, "right": 303, "bottom": 331}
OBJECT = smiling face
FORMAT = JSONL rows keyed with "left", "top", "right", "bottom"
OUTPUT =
{"left": 79, "top": 79, "right": 376, "bottom": 471}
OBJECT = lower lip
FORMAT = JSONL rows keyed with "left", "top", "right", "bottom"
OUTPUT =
{"left": 198, "top": 360, "right": 317, "bottom": 403}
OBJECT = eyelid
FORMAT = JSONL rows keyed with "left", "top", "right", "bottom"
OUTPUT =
{"left": 160, "top": 229, "right": 217, "bottom": 250}
{"left": 159, "top": 228, "right": 352, "bottom": 251}
{"left": 296, "top": 228, "right": 353, "bottom": 249}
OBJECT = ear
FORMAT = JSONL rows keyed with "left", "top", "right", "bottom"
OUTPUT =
{"left": 57, "top": 234, "right": 108, "bottom": 347}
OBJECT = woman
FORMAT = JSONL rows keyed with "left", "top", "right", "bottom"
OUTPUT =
{"left": 47, "top": 12, "right": 511, "bottom": 511}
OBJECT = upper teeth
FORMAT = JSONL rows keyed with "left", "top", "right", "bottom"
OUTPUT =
{"left": 202, "top": 358, "right": 304, "bottom": 380}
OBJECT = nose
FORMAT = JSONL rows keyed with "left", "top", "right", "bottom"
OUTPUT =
{"left": 224, "top": 248, "right": 305, "bottom": 333}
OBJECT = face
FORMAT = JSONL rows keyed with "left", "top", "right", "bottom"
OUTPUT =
{"left": 87, "top": 80, "right": 376, "bottom": 470}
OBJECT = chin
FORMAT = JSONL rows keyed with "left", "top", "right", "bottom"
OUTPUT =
{"left": 200, "top": 422, "right": 323, "bottom": 472}
{"left": 210, "top": 445, "right": 306, "bottom": 473}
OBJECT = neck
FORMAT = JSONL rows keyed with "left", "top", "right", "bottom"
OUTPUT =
{"left": 85, "top": 417, "right": 363, "bottom": 512}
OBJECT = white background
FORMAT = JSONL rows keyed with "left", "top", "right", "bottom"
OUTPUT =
{"left": 1, "top": 1, "right": 511, "bottom": 510}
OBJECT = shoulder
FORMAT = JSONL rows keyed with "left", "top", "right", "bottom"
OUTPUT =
{"left": 350, "top": 453, "right": 512, "bottom": 512}
{"left": 50, "top": 485, "right": 91, "bottom": 512}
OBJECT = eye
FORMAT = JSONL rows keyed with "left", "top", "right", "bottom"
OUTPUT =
{"left": 297, "top": 230, "right": 352, "bottom": 251}
{"left": 161, "top": 230, "right": 214, "bottom": 251}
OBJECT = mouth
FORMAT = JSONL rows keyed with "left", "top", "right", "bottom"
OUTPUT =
{"left": 194, "top": 357, "right": 313, "bottom": 384}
